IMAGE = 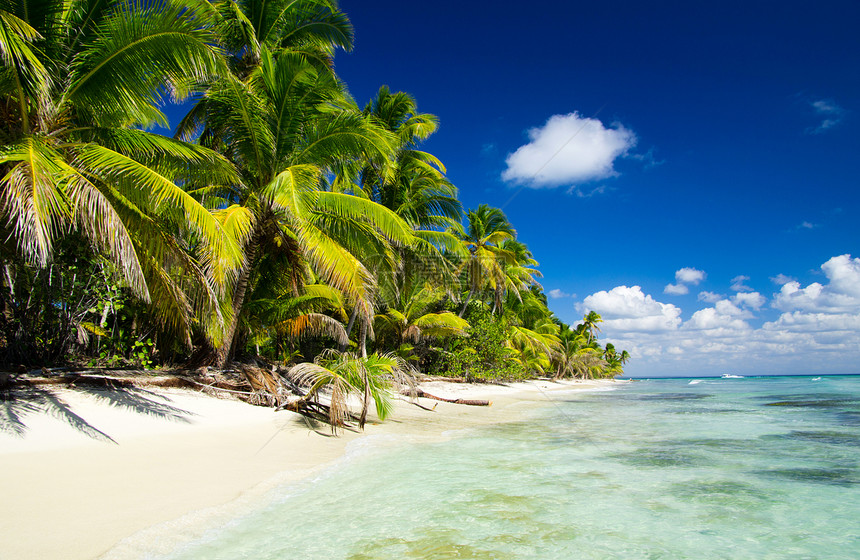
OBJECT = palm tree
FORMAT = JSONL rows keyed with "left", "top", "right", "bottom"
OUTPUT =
{"left": 181, "top": 45, "right": 420, "bottom": 366}
{"left": 579, "top": 310, "right": 603, "bottom": 344}
{"left": 330, "top": 85, "right": 463, "bottom": 352}
{"left": 356, "top": 86, "right": 460, "bottom": 226}
{"left": 570, "top": 347, "right": 609, "bottom": 379}
{"left": 288, "top": 350, "right": 413, "bottom": 432}
{"left": 243, "top": 283, "right": 349, "bottom": 359}
{"left": 374, "top": 284, "right": 469, "bottom": 350}
{"left": 213, "top": 0, "right": 354, "bottom": 76}
{"left": 0, "top": 0, "right": 242, "bottom": 344}
{"left": 494, "top": 239, "right": 542, "bottom": 314}
{"left": 453, "top": 204, "right": 516, "bottom": 317}
{"left": 507, "top": 324, "right": 561, "bottom": 376}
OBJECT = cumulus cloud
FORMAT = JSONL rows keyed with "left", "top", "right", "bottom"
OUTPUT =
{"left": 773, "top": 255, "right": 860, "bottom": 313}
{"left": 809, "top": 99, "right": 846, "bottom": 134}
{"left": 580, "top": 285, "right": 682, "bottom": 332}
{"left": 548, "top": 289, "right": 573, "bottom": 299}
{"left": 730, "top": 275, "right": 753, "bottom": 292}
{"left": 502, "top": 112, "right": 637, "bottom": 188}
{"left": 733, "top": 291, "right": 766, "bottom": 310}
{"left": 683, "top": 293, "right": 764, "bottom": 331}
{"left": 685, "top": 307, "right": 751, "bottom": 331}
{"left": 764, "top": 311, "right": 860, "bottom": 333}
{"left": 582, "top": 255, "right": 860, "bottom": 377}
{"left": 698, "top": 291, "right": 723, "bottom": 303}
{"left": 676, "top": 267, "right": 706, "bottom": 284}
{"left": 664, "top": 267, "right": 706, "bottom": 296}
{"left": 664, "top": 283, "right": 689, "bottom": 295}
{"left": 771, "top": 274, "right": 795, "bottom": 286}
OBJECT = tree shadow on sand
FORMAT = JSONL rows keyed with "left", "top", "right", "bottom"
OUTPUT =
{"left": 1, "top": 383, "right": 197, "bottom": 443}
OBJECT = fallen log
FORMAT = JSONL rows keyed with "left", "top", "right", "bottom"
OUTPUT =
{"left": 406, "top": 389, "right": 492, "bottom": 406}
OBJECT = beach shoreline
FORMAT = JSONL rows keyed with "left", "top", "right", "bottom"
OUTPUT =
{"left": 1, "top": 378, "right": 619, "bottom": 560}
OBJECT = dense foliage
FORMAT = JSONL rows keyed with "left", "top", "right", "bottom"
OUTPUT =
{"left": 0, "top": 0, "right": 627, "bottom": 380}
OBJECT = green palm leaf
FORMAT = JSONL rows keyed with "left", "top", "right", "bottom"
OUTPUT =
{"left": 64, "top": 0, "right": 224, "bottom": 127}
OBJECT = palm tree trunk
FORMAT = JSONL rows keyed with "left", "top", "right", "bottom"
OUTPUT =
{"left": 216, "top": 235, "right": 260, "bottom": 368}
{"left": 339, "top": 304, "right": 360, "bottom": 352}
{"left": 358, "top": 319, "right": 368, "bottom": 358}
{"left": 358, "top": 363, "right": 369, "bottom": 429}
{"left": 458, "top": 287, "right": 475, "bottom": 318}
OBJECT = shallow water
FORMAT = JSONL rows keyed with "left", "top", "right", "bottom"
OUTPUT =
{"left": 167, "top": 376, "right": 860, "bottom": 559}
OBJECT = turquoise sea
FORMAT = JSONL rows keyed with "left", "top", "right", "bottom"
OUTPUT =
{"left": 167, "top": 375, "right": 860, "bottom": 559}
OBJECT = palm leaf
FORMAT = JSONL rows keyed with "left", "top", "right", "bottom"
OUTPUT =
{"left": 64, "top": 0, "right": 224, "bottom": 127}
{"left": 70, "top": 142, "right": 243, "bottom": 276}
{"left": 0, "top": 137, "right": 72, "bottom": 265}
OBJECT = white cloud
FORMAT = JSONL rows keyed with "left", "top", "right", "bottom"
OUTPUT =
{"left": 581, "top": 255, "right": 860, "bottom": 377}
{"left": 733, "top": 291, "right": 766, "bottom": 310}
{"left": 548, "top": 289, "right": 573, "bottom": 299}
{"left": 809, "top": 99, "right": 846, "bottom": 134}
{"left": 764, "top": 311, "right": 860, "bottom": 333}
{"left": 664, "top": 267, "right": 706, "bottom": 296}
{"left": 567, "top": 185, "right": 611, "bottom": 198}
{"left": 771, "top": 274, "right": 795, "bottom": 286}
{"left": 730, "top": 275, "right": 752, "bottom": 292}
{"left": 698, "top": 291, "right": 723, "bottom": 303}
{"left": 502, "top": 112, "right": 637, "bottom": 188}
{"left": 580, "top": 285, "right": 681, "bottom": 332}
{"left": 773, "top": 255, "right": 860, "bottom": 313}
{"left": 822, "top": 254, "right": 860, "bottom": 297}
{"left": 685, "top": 307, "right": 751, "bottom": 331}
{"left": 675, "top": 267, "right": 706, "bottom": 284}
{"left": 664, "top": 283, "right": 689, "bottom": 295}
{"left": 714, "top": 299, "right": 753, "bottom": 318}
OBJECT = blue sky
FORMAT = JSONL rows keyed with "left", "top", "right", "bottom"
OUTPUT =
{"left": 334, "top": 1, "right": 860, "bottom": 377}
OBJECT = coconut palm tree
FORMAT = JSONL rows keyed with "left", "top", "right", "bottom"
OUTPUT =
{"left": 579, "top": 310, "right": 603, "bottom": 344}
{"left": 213, "top": 0, "right": 353, "bottom": 77}
{"left": 180, "top": 46, "right": 420, "bottom": 366}
{"left": 356, "top": 86, "right": 460, "bottom": 226}
{"left": 374, "top": 284, "right": 469, "bottom": 349}
{"left": 288, "top": 350, "right": 413, "bottom": 431}
{"left": 453, "top": 204, "right": 516, "bottom": 317}
{"left": 492, "top": 239, "right": 542, "bottom": 314}
{"left": 570, "top": 347, "right": 609, "bottom": 379}
{"left": 243, "top": 282, "right": 349, "bottom": 359}
{"left": 507, "top": 324, "right": 561, "bottom": 376}
{"left": 329, "top": 86, "right": 464, "bottom": 352}
{"left": 0, "top": 0, "right": 242, "bottom": 344}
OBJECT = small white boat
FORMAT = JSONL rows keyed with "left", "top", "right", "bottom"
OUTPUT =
{"left": 721, "top": 374, "right": 744, "bottom": 379}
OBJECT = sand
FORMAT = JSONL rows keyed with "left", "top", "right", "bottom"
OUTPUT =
{"left": 0, "top": 377, "right": 616, "bottom": 559}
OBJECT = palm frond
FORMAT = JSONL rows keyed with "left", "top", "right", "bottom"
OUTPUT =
{"left": 70, "top": 142, "right": 243, "bottom": 276}
{"left": 0, "top": 137, "right": 72, "bottom": 265}
{"left": 64, "top": 0, "right": 224, "bottom": 127}
{"left": 278, "top": 312, "right": 347, "bottom": 345}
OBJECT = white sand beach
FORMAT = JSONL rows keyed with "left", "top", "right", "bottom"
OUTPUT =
{"left": 1, "top": 378, "right": 616, "bottom": 560}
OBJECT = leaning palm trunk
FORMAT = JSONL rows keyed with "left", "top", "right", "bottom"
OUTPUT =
{"left": 458, "top": 286, "right": 475, "bottom": 317}
{"left": 339, "top": 304, "right": 360, "bottom": 351}
{"left": 358, "top": 361, "right": 370, "bottom": 429}
{"left": 216, "top": 234, "right": 260, "bottom": 368}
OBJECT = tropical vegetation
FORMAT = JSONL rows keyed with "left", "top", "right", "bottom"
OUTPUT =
{"left": 0, "top": 0, "right": 629, "bottom": 421}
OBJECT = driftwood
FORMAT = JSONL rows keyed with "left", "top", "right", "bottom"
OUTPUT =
{"left": 416, "top": 375, "right": 467, "bottom": 383}
{"left": 406, "top": 388, "right": 492, "bottom": 406}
